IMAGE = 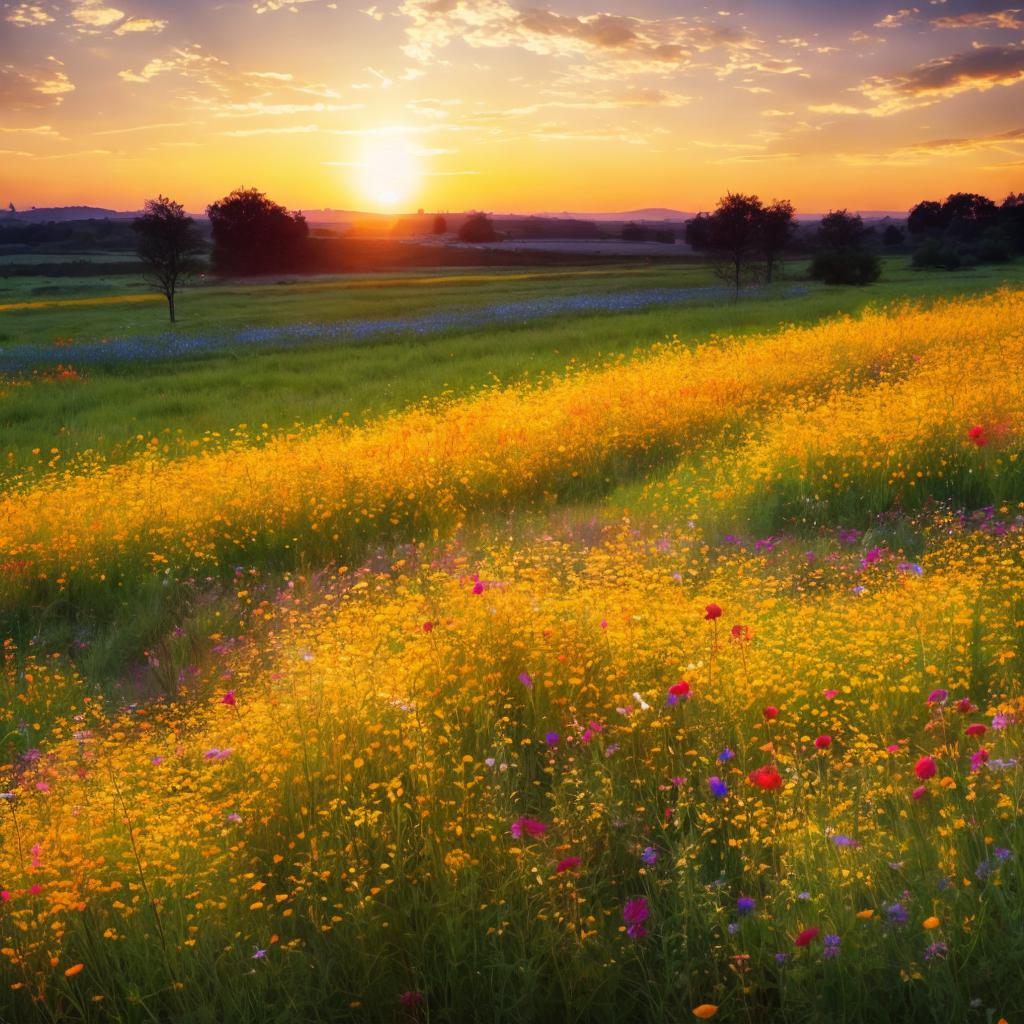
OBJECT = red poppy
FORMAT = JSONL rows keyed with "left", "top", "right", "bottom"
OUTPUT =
{"left": 794, "top": 927, "right": 820, "bottom": 947}
{"left": 669, "top": 680, "right": 691, "bottom": 697}
{"left": 763, "top": 705, "right": 779, "bottom": 721}
{"left": 914, "top": 756, "right": 936, "bottom": 780}
{"left": 965, "top": 723, "right": 987, "bottom": 737}
{"left": 967, "top": 425, "right": 988, "bottom": 447}
{"left": 748, "top": 764, "right": 783, "bottom": 790}
{"left": 814, "top": 735, "right": 832, "bottom": 750}
{"left": 704, "top": 603, "right": 723, "bottom": 620}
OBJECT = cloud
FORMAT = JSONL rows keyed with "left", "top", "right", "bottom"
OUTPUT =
{"left": 0, "top": 123, "right": 60, "bottom": 134}
{"left": 397, "top": 0, "right": 759, "bottom": 76}
{"left": 873, "top": 8, "right": 919, "bottom": 29}
{"left": 70, "top": 0, "right": 125, "bottom": 30}
{"left": 118, "top": 47, "right": 229, "bottom": 85}
{"left": 251, "top": 0, "right": 319, "bottom": 11}
{"left": 114, "top": 17, "right": 167, "bottom": 34}
{"left": 5, "top": 3, "right": 54, "bottom": 27}
{"left": 837, "top": 126, "right": 1024, "bottom": 165}
{"left": 0, "top": 60, "right": 74, "bottom": 109}
{"left": 211, "top": 101, "right": 364, "bottom": 117}
{"left": 857, "top": 43, "right": 1024, "bottom": 113}
{"left": 933, "top": 9, "right": 1024, "bottom": 30}
{"left": 222, "top": 123, "right": 321, "bottom": 136}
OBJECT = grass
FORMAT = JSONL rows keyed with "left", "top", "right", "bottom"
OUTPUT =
{"left": 0, "top": 260, "right": 1023, "bottom": 1023}
{"left": 3, "top": 258, "right": 1024, "bottom": 480}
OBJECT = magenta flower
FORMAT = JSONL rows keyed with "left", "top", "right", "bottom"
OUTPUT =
{"left": 555, "top": 856, "right": 581, "bottom": 873}
{"left": 221, "top": 690, "right": 236, "bottom": 706}
{"left": 622, "top": 896, "right": 649, "bottom": 939}
{"left": 510, "top": 816, "right": 548, "bottom": 840}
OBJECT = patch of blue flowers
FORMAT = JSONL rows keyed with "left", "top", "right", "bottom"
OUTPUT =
{"left": 0, "top": 284, "right": 810, "bottom": 372}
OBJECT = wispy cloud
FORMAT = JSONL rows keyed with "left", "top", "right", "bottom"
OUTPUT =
{"left": 5, "top": 3, "right": 54, "bottom": 27}
{"left": 933, "top": 9, "right": 1024, "bottom": 30}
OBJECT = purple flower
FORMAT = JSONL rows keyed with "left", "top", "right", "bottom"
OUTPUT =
{"left": 885, "top": 902, "right": 908, "bottom": 926}
{"left": 923, "top": 942, "right": 948, "bottom": 962}
{"left": 823, "top": 934, "right": 841, "bottom": 958}
{"left": 727, "top": 922, "right": 740, "bottom": 935}
{"left": 992, "top": 714, "right": 1009, "bottom": 730}
{"left": 545, "top": 732, "right": 559, "bottom": 746}
{"left": 831, "top": 834, "right": 858, "bottom": 847}
{"left": 774, "top": 952, "right": 789, "bottom": 966}
{"left": 994, "top": 847, "right": 1012, "bottom": 861}
{"left": 708, "top": 776, "right": 728, "bottom": 798}
{"left": 717, "top": 748, "right": 735, "bottom": 762}
{"left": 518, "top": 672, "right": 533, "bottom": 688}
{"left": 927, "top": 689, "right": 949, "bottom": 706}
{"left": 736, "top": 897, "right": 755, "bottom": 916}
{"left": 622, "top": 897, "right": 649, "bottom": 939}
{"left": 252, "top": 948, "right": 267, "bottom": 960}
{"left": 640, "top": 846, "right": 658, "bottom": 866}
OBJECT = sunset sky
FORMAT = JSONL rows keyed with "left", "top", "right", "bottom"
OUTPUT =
{"left": 2, "top": 0, "right": 1023, "bottom": 214}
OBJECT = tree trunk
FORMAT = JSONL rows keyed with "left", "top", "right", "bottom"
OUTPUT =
{"left": 167, "top": 289, "right": 175, "bottom": 323}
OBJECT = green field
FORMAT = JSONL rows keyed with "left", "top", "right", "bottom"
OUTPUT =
{"left": 4, "top": 257, "right": 1024, "bottom": 481}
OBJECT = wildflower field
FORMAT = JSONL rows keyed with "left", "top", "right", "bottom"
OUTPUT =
{"left": 1, "top": 278, "right": 1023, "bottom": 1022}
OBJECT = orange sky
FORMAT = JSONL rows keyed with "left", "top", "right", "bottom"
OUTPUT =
{"left": 2, "top": 0, "right": 1023, "bottom": 214}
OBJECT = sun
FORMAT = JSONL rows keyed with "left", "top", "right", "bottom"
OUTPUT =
{"left": 353, "top": 138, "right": 422, "bottom": 212}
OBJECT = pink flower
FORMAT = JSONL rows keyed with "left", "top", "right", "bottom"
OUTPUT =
{"left": 823, "top": 689, "right": 838, "bottom": 700}
{"left": 399, "top": 991, "right": 424, "bottom": 1007}
{"left": 814, "top": 735, "right": 832, "bottom": 750}
{"left": 704, "top": 603, "right": 723, "bottom": 621}
{"left": 794, "top": 926, "right": 820, "bottom": 947}
{"left": 623, "top": 896, "right": 649, "bottom": 939}
{"left": 555, "top": 857, "right": 581, "bottom": 874}
{"left": 970, "top": 748, "right": 989, "bottom": 772}
{"left": 965, "top": 723, "right": 987, "bottom": 737}
{"left": 221, "top": 690, "right": 236, "bottom": 707}
{"left": 510, "top": 816, "right": 548, "bottom": 840}
{"left": 915, "top": 756, "right": 936, "bottom": 780}
{"left": 911, "top": 785, "right": 928, "bottom": 800}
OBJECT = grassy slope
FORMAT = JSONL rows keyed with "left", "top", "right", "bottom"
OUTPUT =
{"left": 3, "top": 258, "right": 1024, "bottom": 480}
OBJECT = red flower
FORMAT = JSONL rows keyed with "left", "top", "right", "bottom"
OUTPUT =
{"left": 555, "top": 857, "right": 581, "bottom": 874}
{"left": 814, "top": 735, "right": 832, "bottom": 750}
{"left": 220, "top": 690, "right": 236, "bottom": 707}
{"left": 704, "top": 603, "right": 723, "bottom": 621}
{"left": 965, "top": 723, "right": 987, "bottom": 737}
{"left": 794, "top": 927, "right": 820, "bottom": 947}
{"left": 763, "top": 705, "right": 779, "bottom": 721}
{"left": 967, "top": 425, "right": 988, "bottom": 447}
{"left": 748, "top": 764, "right": 783, "bottom": 791}
{"left": 669, "top": 680, "right": 691, "bottom": 697}
{"left": 422, "top": 621, "right": 434, "bottom": 633}
{"left": 914, "top": 756, "right": 936, "bottom": 780}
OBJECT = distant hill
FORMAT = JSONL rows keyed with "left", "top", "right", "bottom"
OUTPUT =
{"left": 3, "top": 206, "right": 141, "bottom": 223}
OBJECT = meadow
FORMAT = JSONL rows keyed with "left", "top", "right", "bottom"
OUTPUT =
{"left": 1, "top": 259, "right": 1023, "bottom": 1023}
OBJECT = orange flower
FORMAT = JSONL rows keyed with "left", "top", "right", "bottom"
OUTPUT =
{"left": 64, "top": 964, "right": 85, "bottom": 978}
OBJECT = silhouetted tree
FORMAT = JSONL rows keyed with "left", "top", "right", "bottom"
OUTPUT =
{"left": 907, "top": 200, "right": 945, "bottom": 238}
{"left": 810, "top": 210, "right": 880, "bottom": 285}
{"left": 622, "top": 222, "right": 646, "bottom": 242}
{"left": 686, "top": 193, "right": 765, "bottom": 298}
{"left": 132, "top": 195, "right": 205, "bottom": 323}
{"left": 760, "top": 199, "right": 796, "bottom": 283}
{"left": 458, "top": 212, "right": 498, "bottom": 243}
{"left": 882, "top": 224, "right": 905, "bottom": 247}
{"left": 206, "top": 187, "right": 308, "bottom": 275}
{"left": 1001, "top": 192, "right": 1024, "bottom": 252}
{"left": 432, "top": 214, "right": 447, "bottom": 235}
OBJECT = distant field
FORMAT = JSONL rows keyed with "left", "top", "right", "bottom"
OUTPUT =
{"left": 3, "top": 257, "right": 1024, "bottom": 480}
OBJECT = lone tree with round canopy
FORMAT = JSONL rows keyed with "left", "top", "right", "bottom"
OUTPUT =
{"left": 132, "top": 195, "right": 206, "bottom": 323}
